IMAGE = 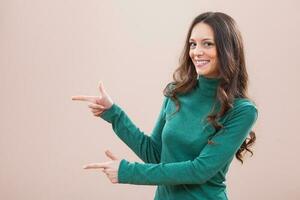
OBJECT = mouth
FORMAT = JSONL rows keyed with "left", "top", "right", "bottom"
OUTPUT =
{"left": 194, "top": 60, "right": 210, "bottom": 68}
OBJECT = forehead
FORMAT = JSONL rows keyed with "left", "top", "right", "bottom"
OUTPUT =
{"left": 189, "top": 22, "right": 214, "bottom": 41}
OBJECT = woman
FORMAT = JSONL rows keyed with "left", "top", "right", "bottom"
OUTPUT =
{"left": 72, "top": 11, "right": 258, "bottom": 200}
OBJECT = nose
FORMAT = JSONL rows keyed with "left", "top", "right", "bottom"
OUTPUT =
{"left": 193, "top": 46, "right": 204, "bottom": 57}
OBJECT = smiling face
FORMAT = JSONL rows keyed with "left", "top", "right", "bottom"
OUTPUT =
{"left": 189, "top": 22, "right": 220, "bottom": 78}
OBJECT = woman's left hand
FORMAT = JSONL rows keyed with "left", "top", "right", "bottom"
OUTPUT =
{"left": 83, "top": 150, "right": 121, "bottom": 184}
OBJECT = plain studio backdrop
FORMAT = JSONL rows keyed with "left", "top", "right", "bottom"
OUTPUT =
{"left": 0, "top": 0, "right": 299, "bottom": 199}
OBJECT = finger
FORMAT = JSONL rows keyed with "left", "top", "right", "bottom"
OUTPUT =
{"left": 103, "top": 168, "right": 114, "bottom": 173}
{"left": 107, "top": 173, "right": 115, "bottom": 179}
{"left": 98, "top": 82, "right": 106, "bottom": 94}
{"left": 103, "top": 169, "right": 113, "bottom": 177}
{"left": 105, "top": 150, "right": 118, "bottom": 160}
{"left": 88, "top": 103, "right": 105, "bottom": 109}
{"left": 83, "top": 162, "right": 110, "bottom": 169}
{"left": 93, "top": 111, "right": 103, "bottom": 117}
{"left": 104, "top": 172, "right": 114, "bottom": 183}
{"left": 72, "top": 96, "right": 97, "bottom": 103}
{"left": 93, "top": 112, "right": 103, "bottom": 117}
{"left": 103, "top": 171, "right": 109, "bottom": 177}
{"left": 107, "top": 172, "right": 117, "bottom": 180}
{"left": 90, "top": 107, "right": 103, "bottom": 112}
{"left": 90, "top": 108, "right": 98, "bottom": 114}
{"left": 104, "top": 172, "right": 116, "bottom": 183}
{"left": 91, "top": 109, "right": 103, "bottom": 115}
{"left": 111, "top": 178, "right": 118, "bottom": 184}
{"left": 94, "top": 110, "right": 104, "bottom": 115}
{"left": 102, "top": 171, "right": 118, "bottom": 184}
{"left": 102, "top": 170, "right": 111, "bottom": 177}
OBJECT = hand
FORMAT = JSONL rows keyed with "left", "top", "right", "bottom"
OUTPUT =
{"left": 71, "top": 81, "right": 114, "bottom": 117}
{"left": 83, "top": 150, "right": 121, "bottom": 184}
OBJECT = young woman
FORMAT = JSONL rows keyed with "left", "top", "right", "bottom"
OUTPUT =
{"left": 72, "top": 11, "right": 258, "bottom": 200}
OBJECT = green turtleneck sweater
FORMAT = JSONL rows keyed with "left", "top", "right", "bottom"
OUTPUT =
{"left": 100, "top": 75, "right": 258, "bottom": 200}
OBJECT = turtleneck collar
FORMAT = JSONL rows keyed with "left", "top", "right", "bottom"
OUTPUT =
{"left": 196, "top": 74, "right": 221, "bottom": 98}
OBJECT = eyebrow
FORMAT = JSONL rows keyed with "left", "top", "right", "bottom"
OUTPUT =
{"left": 189, "top": 38, "right": 214, "bottom": 41}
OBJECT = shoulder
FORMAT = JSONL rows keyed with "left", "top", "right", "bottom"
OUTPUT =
{"left": 225, "top": 98, "right": 258, "bottom": 123}
{"left": 232, "top": 98, "right": 258, "bottom": 112}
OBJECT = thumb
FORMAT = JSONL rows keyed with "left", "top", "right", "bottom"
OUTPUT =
{"left": 105, "top": 150, "right": 118, "bottom": 160}
{"left": 98, "top": 81, "right": 106, "bottom": 95}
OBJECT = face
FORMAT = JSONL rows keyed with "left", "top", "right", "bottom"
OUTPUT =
{"left": 189, "top": 22, "right": 220, "bottom": 78}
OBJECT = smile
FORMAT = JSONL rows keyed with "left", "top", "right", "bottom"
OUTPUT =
{"left": 195, "top": 60, "right": 210, "bottom": 68}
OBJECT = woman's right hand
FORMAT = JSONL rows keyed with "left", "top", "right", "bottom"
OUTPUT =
{"left": 71, "top": 82, "right": 114, "bottom": 117}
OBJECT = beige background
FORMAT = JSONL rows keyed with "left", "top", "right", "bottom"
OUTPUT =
{"left": 1, "top": 0, "right": 299, "bottom": 199}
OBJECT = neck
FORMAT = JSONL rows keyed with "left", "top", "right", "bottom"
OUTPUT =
{"left": 196, "top": 74, "right": 221, "bottom": 98}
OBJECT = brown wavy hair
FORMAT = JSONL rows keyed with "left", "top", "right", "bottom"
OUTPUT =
{"left": 163, "top": 12, "right": 256, "bottom": 164}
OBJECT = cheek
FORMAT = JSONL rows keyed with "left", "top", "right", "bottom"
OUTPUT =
{"left": 208, "top": 50, "right": 218, "bottom": 64}
{"left": 208, "top": 48, "right": 217, "bottom": 59}
{"left": 207, "top": 52, "right": 219, "bottom": 71}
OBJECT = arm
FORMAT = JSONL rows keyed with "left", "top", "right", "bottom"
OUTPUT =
{"left": 117, "top": 104, "right": 258, "bottom": 185}
{"left": 100, "top": 97, "right": 168, "bottom": 164}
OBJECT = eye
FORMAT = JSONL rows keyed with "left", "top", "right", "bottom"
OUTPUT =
{"left": 189, "top": 42, "right": 196, "bottom": 48}
{"left": 204, "top": 42, "right": 214, "bottom": 47}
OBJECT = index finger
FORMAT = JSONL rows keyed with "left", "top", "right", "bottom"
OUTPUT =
{"left": 71, "top": 95, "right": 96, "bottom": 103}
{"left": 83, "top": 162, "right": 110, "bottom": 169}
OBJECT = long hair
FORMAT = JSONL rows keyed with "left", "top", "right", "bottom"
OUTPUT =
{"left": 163, "top": 12, "right": 256, "bottom": 164}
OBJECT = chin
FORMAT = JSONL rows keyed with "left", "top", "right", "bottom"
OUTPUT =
{"left": 195, "top": 66, "right": 219, "bottom": 78}
{"left": 196, "top": 69, "right": 209, "bottom": 76}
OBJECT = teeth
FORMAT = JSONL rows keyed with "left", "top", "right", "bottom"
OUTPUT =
{"left": 196, "top": 60, "right": 209, "bottom": 64}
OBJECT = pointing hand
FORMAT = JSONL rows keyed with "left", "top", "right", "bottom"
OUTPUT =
{"left": 83, "top": 150, "right": 121, "bottom": 184}
{"left": 71, "top": 82, "right": 114, "bottom": 117}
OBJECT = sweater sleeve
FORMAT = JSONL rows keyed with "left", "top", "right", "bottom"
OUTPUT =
{"left": 99, "top": 97, "right": 168, "bottom": 164}
{"left": 117, "top": 104, "right": 258, "bottom": 185}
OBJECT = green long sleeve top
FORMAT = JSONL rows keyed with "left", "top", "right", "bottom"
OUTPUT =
{"left": 100, "top": 75, "right": 258, "bottom": 200}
